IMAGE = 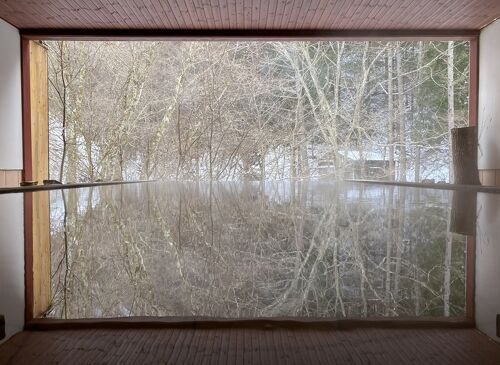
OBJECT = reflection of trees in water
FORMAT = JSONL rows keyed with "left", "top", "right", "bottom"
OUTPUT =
{"left": 47, "top": 181, "right": 466, "bottom": 319}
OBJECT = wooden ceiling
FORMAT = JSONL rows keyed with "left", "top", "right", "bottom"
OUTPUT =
{"left": 0, "top": 0, "right": 499, "bottom": 31}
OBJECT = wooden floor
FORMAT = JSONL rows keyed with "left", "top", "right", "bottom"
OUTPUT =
{"left": 1, "top": 327, "right": 499, "bottom": 364}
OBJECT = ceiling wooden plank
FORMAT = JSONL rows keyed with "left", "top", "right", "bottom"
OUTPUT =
{"left": 42, "top": 0, "right": 81, "bottom": 28}
{"left": 299, "top": 0, "right": 318, "bottom": 30}
{"left": 322, "top": 0, "right": 350, "bottom": 30}
{"left": 80, "top": 0, "right": 118, "bottom": 28}
{"left": 219, "top": 0, "right": 231, "bottom": 30}
{"left": 358, "top": 0, "right": 391, "bottom": 30}
{"left": 180, "top": 0, "right": 201, "bottom": 29}
{"left": 96, "top": 0, "right": 131, "bottom": 28}
{"left": 242, "top": 0, "right": 252, "bottom": 29}
{"left": 192, "top": 0, "right": 207, "bottom": 29}
{"left": 436, "top": 1, "right": 484, "bottom": 29}
{"left": 227, "top": 0, "right": 236, "bottom": 29}
{"left": 415, "top": 0, "right": 457, "bottom": 29}
{"left": 288, "top": 0, "right": 305, "bottom": 30}
{"left": 0, "top": 0, "right": 498, "bottom": 31}
{"left": 101, "top": 0, "right": 138, "bottom": 29}
{"left": 280, "top": 0, "right": 294, "bottom": 30}
{"left": 209, "top": 0, "right": 223, "bottom": 29}
{"left": 257, "top": 0, "right": 266, "bottom": 30}
{"left": 273, "top": 0, "right": 285, "bottom": 30}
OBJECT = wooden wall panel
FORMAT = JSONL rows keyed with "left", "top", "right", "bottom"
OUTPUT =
{"left": 23, "top": 40, "right": 51, "bottom": 320}
{"left": 31, "top": 190, "right": 51, "bottom": 318}
{"left": 0, "top": 170, "right": 22, "bottom": 187}
{"left": 29, "top": 41, "right": 49, "bottom": 184}
{"left": 479, "top": 169, "right": 500, "bottom": 186}
{"left": 0, "top": 1, "right": 499, "bottom": 31}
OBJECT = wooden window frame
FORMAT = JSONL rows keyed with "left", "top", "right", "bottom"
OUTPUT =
{"left": 20, "top": 29, "right": 479, "bottom": 328}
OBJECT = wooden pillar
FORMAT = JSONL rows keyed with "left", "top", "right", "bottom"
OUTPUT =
{"left": 23, "top": 40, "right": 49, "bottom": 184}
{"left": 22, "top": 39, "right": 50, "bottom": 320}
{"left": 451, "top": 127, "right": 480, "bottom": 185}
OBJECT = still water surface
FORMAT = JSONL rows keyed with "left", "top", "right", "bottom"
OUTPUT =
{"left": 47, "top": 181, "right": 467, "bottom": 319}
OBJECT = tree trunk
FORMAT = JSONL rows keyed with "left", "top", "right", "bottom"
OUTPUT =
{"left": 444, "top": 211, "right": 452, "bottom": 317}
{"left": 414, "top": 41, "right": 424, "bottom": 183}
{"left": 415, "top": 147, "right": 421, "bottom": 182}
{"left": 447, "top": 41, "right": 455, "bottom": 183}
{"left": 387, "top": 47, "right": 395, "bottom": 181}
{"left": 385, "top": 187, "right": 395, "bottom": 315}
{"left": 394, "top": 188, "right": 406, "bottom": 304}
{"left": 396, "top": 42, "right": 407, "bottom": 182}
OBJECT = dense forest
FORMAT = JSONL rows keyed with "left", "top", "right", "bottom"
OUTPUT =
{"left": 48, "top": 181, "right": 466, "bottom": 319}
{"left": 47, "top": 40, "right": 470, "bottom": 183}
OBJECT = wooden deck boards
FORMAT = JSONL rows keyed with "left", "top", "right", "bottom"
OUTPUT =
{"left": 0, "top": 327, "right": 499, "bottom": 364}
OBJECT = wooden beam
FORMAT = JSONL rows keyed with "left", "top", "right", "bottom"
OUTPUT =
{"left": 22, "top": 40, "right": 51, "bottom": 322}
{"left": 21, "top": 38, "right": 32, "bottom": 182}
{"left": 0, "top": 179, "right": 155, "bottom": 196}
{"left": 23, "top": 191, "right": 51, "bottom": 324}
{"left": 29, "top": 41, "right": 49, "bottom": 185}
{"left": 23, "top": 192, "right": 34, "bottom": 323}
{"left": 24, "top": 316, "right": 475, "bottom": 331}
{"left": 20, "top": 28, "right": 480, "bottom": 41}
{"left": 345, "top": 179, "right": 500, "bottom": 194}
{"left": 31, "top": 190, "right": 50, "bottom": 319}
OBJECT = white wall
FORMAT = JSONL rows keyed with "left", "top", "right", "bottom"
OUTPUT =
{"left": 478, "top": 19, "right": 500, "bottom": 169}
{"left": 0, "top": 18, "right": 22, "bottom": 169}
{"left": 476, "top": 193, "right": 500, "bottom": 343}
{"left": 0, "top": 18, "right": 23, "bottom": 343}
{"left": 0, "top": 194, "right": 24, "bottom": 344}
{"left": 477, "top": 20, "right": 500, "bottom": 341}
